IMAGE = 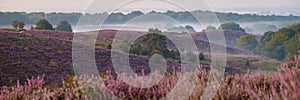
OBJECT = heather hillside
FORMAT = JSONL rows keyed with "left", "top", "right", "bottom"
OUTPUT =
{"left": 0, "top": 29, "right": 280, "bottom": 87}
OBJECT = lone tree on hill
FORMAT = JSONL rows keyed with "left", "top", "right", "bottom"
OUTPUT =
{"left": 12, "top": 20, "right": 19, "bottom": 30}
{"left": 56, "top": 20, "right": 73, "bottom": 32}
{"left": 34, "top": 19, "right": 54, "bottom": 30}
{"left": 219, "top": 22, "right": 246, "bottom": 33}
{"left": 12, "top": 20, "right": 25, "bottom": 31}
{"left": 18, "top": 22, "right": 25, "bottom": 30}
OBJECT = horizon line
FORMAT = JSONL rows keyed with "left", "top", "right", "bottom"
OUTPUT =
{"left": 1, "top": 8, "right": 300, "bottom": 17}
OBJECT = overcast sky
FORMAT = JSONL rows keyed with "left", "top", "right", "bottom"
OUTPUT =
{"left": 0, "top": 0, "right": 299, "bottom": 13}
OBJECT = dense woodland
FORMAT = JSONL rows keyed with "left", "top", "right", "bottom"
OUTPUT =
{"left": 230, "top": 23, "right": 300, "bottom": 61}
{"left": 1, "top": 10, "right": 300, "bottom": 25}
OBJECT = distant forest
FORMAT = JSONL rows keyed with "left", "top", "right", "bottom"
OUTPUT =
{"left": 1, "top": 10, "right": 300, "bottom": 25}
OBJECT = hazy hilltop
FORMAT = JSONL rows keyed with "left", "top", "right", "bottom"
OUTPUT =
{"left": 1, "top": 10, "right": 300, "bottom": 25}
{"left": 2, "top": 10, "right": 300, "bottom": 35}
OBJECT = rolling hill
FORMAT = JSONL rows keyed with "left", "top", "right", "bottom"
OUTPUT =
{"left": 0, "top": 29, "right": 280, "bottom": 87}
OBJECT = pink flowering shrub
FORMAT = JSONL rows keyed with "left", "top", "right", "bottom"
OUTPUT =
{"left": 0, "top": 75, "right": 84, "bottom": 99}
{"left": 1, "top": 56, "right": 300, "bottom": 99}
{"left": 210, "top": 56, "right": 300, "bottom": 100}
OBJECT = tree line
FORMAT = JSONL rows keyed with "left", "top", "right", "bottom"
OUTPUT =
{"left": 112, "top": 28, "right": 205, "bottom": 62}
{"left": 237, "top": 23, "right": 300, "bottom": 61}
{"left": 12, "top": 19, "right": 73, "bottom": 32}
{"left": 1, "top": 10, "right": 300, "bottom": 25}
{"left": 202, "top": 22, "right": 299, "bottom": 61}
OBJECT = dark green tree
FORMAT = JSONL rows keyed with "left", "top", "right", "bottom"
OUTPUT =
{"left": 245, "top": 60, "right": 250, "bottom": 66}
{"left": 199, "top": 52, "right": 205, "bottom": 60}
{"left": 12, "top": 20, "right": 25, "bottom": 31}
{"left": 288, "top": 23, "right": 300, "bottom": 33}
{"left": 284, "top": 35, "right": 300, "bottom": 60}
{"left": 219, "top": 22, "right": 245, "bottom": 33}
{"left": 107, "top": 44, "right": 112, "bottom": 49}
{"left": 277, "top": 27, "right": 296, "bottom": 41}
{"left": 256, "top": 24, "right": 300, "bottom": 60}
{"left": 139, "top": 28, "right": 166, "bottom": 55}
{"left": 148, "top": 28, "right": 162, "bottom": 34}
{"left": 260, "top": 31, "right": 275, "bottom": 45}
{"left": 12, "top": 20, "right": 19, "bottom": 30}
{"left": 18, "top": 21, "right": 25, "bottom": 30}
{"left": 34, "top": 19, "right": 54, "bottom": 30}
{"left": 237, "top": 34, "right": 258, "bottom": 51}
{"left": 130, "top": 28, "right": 174, "bottom": 58}
{"left": 129, "top": 45, "right": 141, "bottom": 55}
{"left": 56, "top": 20, "right": 73, "bottom": 32}
{"left": 166, "top": 50, "right": 180, "bottom": 60}
{"left": 141, "top": 49, "right": 150, "bottom": 55}
{"left": 255, "top": 31, "right": 275, "bottom": 55}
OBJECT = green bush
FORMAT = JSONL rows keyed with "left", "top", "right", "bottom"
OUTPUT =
{"left": 245, "top": 60, "right": 250, "bottom": 66}
{"left": 56, "top": 20, "right": 73, "bottom": 32}
{"left": 199, "top": 52, "right": 205, "bottom": 60}
{"left": 34, "top": 19, "right": 54, "bottom": 30}
{"left": 256, "top": 23, "right": 300, "bottom": 60}
{"left": 107, "top": 44, "right": 112, "bottom": 49}
{"left": 12, "top": 20, "right": 25, "bottom": 31}
{"left": 141, "top": 49, "right": 150, "bottom": 55}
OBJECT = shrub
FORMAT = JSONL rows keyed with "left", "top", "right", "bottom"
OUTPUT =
{"left": 2, "top": 57, "right": 300, "bottom": 99}
{"left": 245, "top": 60, "right": 250, "bottom": 66}
{"left": 34, "top": 19, "right": 54, "bottom": 30}
{"left": 56, "top": 21, "right": 73, "bottom": 32}
{"left": 11, "top": 20, "right": 25, "bottom": 31}
{"left": 12, "top": 20, "right": 18, "bottom": 30}
{"left": 18, "top": 22, "right": 25, "bottom": 30}
{"left": 107, "top": 44, "right": 112, "bottom": 49}
{"left": 199, "top": 52, "right": 205, "bottom": 60}
{"left": 141, "top": 49, "right": 150, "bottom": 55}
